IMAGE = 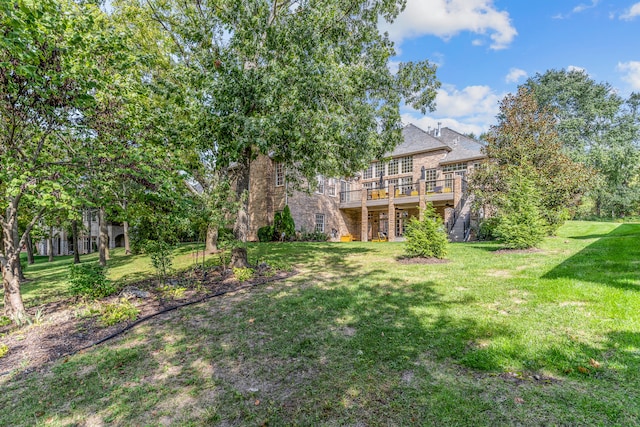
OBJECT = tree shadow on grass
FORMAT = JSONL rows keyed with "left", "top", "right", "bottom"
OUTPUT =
{"left": 543, "top": 224, "right": 640, "bottom": 291}
{"left": 2, "top": 253, "right": 639, "bottom": 425}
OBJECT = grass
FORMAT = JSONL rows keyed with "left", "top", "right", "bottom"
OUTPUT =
{"left": 5, "top": 242, "right": 213, "bottom": 308}
{"left": 1, "top": 221, "right": 640, "bottom": 425}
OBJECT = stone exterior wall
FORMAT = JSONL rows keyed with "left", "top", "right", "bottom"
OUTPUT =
{"left": 247, "top": 156, "right": 353, "bottom": 241}
{"left": 248, "top": 155, "right": 274, "bottom": 241}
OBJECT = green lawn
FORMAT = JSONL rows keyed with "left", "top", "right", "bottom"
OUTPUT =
{"left": 1, "top": 221, "right": 640, "bottom": 425}
{"left": 6, "top": 242, "right": 210, "bottom": 308}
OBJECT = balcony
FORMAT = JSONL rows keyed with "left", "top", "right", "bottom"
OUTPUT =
{"left": 339, "top": 179, "right": 457, "bottom": 209}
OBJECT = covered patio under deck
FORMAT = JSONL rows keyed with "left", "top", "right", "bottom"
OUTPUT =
{"left": 339, "top": 177, "right": 465, "bottom": 242}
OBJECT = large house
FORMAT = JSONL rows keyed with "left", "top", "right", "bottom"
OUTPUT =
{"left": 247, "top": 124, "right": 486, "bottom": 242}
{"left": 36, "top": 210, "right": 125, "bottom": 256}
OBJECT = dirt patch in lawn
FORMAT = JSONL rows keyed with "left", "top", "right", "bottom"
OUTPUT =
{"left": 493, "top": 248, "right": 542, "bottom": 255}
{"left": 396, "top": 256, "right": 450, "bottom": 265}
{"left": 0, "top": 265, "right": 296, "bottom": 380}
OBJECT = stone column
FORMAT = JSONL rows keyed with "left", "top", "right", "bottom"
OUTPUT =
{"left": 388, "top": 184, "right": 396, "bottom": 241}
{"left": 360, "top": 187, "right": 368, "bottom": 242}
{"left": 418, "top": 180, "right": 427, "bottom": 220}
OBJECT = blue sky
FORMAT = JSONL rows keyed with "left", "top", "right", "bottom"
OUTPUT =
{"left": 384, "top": 0, "right": 640, "bottom": 135}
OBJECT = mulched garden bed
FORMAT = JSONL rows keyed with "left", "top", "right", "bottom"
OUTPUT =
{"left": 0, "top": 265, "right": 296, "bottom": 379}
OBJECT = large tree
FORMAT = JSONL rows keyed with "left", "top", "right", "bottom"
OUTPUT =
{"left": 1, "top": 0, "right": 95, "bottom": 320}
{"left": 0, "top": 0, "right": 136, "bottom": 321}
{"left": 471, "top": 87, "right": 592, "bottom": 236}
{"left": 122, "top": 0, "right": 440, "bottom": 267}
{"left": 523, "top": 69, "right": 640, "bottom": 217}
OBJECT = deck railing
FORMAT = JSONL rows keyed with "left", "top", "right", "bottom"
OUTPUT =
{"left": 340, "top": 189, "right": 361, "bottom": 203}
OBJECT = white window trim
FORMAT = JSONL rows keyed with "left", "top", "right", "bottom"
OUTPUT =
{"left": 275, "top": 163, "right": 285, "bottom": 187}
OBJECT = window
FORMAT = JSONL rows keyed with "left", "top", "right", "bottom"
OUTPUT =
{"left": 425, "top": 168, "right": 438, "bottom": 192}
{"left": 340, "top": 180, "right": 352, "bottom": 202}
{"left": 363, "top": 164, "right": 373, "bottom": 180}
{"left": 373, "top": 162, "right": 386, "bottom": 178}
{"left": 315, "top": 214, "right": 325, "bottom": 233}
{"left": 316, "top": 175, "right": 324, "bottom": 194}
{"left": 444, "top": 173, "right": 454, "bottom": 189}
{"left": 327, "top": 178, "right": 336, "bottom": 197}
{"left": 363, "top": 182, "right": 374, "bottom": 189}
{"left": 401, "top": 156, "right": 414, "bottom": 174}
{"left": 275, "top": 163, "right": 285, "bottom": 186}
{"left": 442, "top": 162, "right": 467, "bottom": 172}
{"left": 388, "top": 158, "right": 399, "bottom": 175}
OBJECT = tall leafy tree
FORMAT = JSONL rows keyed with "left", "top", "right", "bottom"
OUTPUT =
{"left": 1, "top": 0, "right": 94, "bottom": 320}
{"left": 121, "top": 0, "right": 440, "bottom": 267}
{"left": 0, "top": 0, "right": 134, "bottom": 320}
{"left": 523, "top": 69, "right": 640, "bottom": 217}
{"left": 471, "top": 88, "right": 592, "bottom": 236}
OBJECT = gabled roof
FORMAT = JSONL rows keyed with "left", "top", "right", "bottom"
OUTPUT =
{"left": 388, "top": 124, "right": 451, "bottom": 157}
{"left": 437, "top": 127, "right": 485, "bottom": 164}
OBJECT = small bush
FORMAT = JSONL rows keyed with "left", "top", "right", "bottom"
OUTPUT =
{"left": 158, "top": 285, "right": 187, "bottom": 299}
{"left": 257, "top": 226, "right": 274, "bottom": 242}
{"left": 298, "top": 230, "right": 328, "bottom": 242}
{"left": 478, "top": 217, "right": 500, "bottom": 241}
{"left": 274, "top": 205, "right": 295, "bottom": 240}
{"left": 101, "top": 299, "right": 140, "bottom": 326}
{"left": 68, "top": 263, "right": 117, "bottom": 299}
{"left": 145, "top": 240, "right": 174, "bottom": 284}
{"left": 0, "top": 343, "right": 8, "bottom": 358}
{"left": 218, "top": 227, "right": 235, "bottom": 242}
{"left": 233, "top": 267, "right": 254, "bottom": 282}
{"left": 0, "top": 316, "right": 11, "bottom": 327}
{"left": 404, "top": 204, "right": 449, "bottom": 259}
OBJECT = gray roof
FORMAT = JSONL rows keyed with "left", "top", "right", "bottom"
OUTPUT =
{"left": 388, "top": 124, "right": 450, "bottom": 157}
{"left": 437, "top": 127, "right": 486, "bottom": 164}
{"left": 386, "top": 124, "right": 485, "bottom": 164}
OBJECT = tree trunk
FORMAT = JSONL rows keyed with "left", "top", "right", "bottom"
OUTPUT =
{"left": 47, "top": 226, "right": 54, "bottom": 262}
{"left": 72, "top": 219, "right": 80, "bottom": 264}
{"left": 98, "top": 207, "right": 109, "bottom": 267}
{"left": 25, "top": 232, "right": 35, "bottom": 265}
{"left": 123, "top": 220, "right": 131, "bottom": 255}
{"left": 205, "top": 225, "right": 218, "bottom": 253}
{"left": 231, "top": 160, "right": 251, "bottom": 268}
{"left": 14, "top": 222, "right": 26, "bottom": 281}
{"left": 1, "top": 219, "right": 27, "bottom": 321}
{"left": 2, "top": 254, "right": 27, "bottom": 322}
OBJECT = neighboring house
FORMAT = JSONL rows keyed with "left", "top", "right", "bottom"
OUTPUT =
{"left": 37, "top": 209, "right": 125, "bottom": 256}
{"left": 248, "top": 123, "right": 486, "bottom": 242}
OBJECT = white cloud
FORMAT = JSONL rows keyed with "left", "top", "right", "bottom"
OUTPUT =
{"left": 553, "top": 0, "right": 599, "bottom": 19}
{"left": 617, "top": 61, "right": 640, "bottom": 90}
{"left": 573, "top": 0, "right": 600, "bottom": 14}
{"left": 402, "top": 84, "right": 504, "bottom": 134}
{"left": 384, "top": 0, "right": 517, "bottom": 50}
{"left": 505, "top": 68, "right": 527, "bottom": 84}
{"left": 567, "top": 65, "right": 587, "bottom": 73}
{"left": 401, "top": 114, "right": 486, "bottom": 137}
{"left": 621, "top": 2, "right": 640, "bottom": 20}
{"left": 433, "top": 84, "right": 502, "bottom": 118}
